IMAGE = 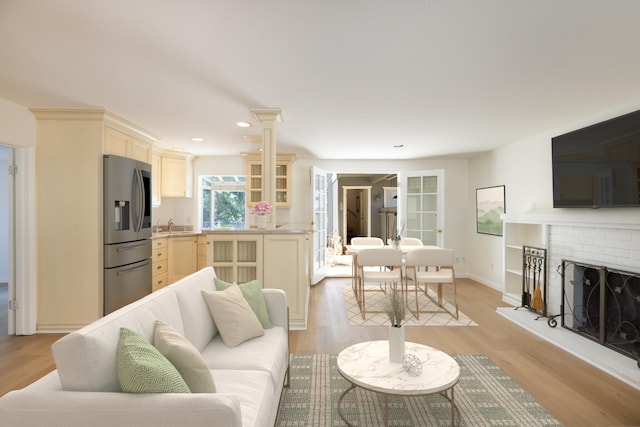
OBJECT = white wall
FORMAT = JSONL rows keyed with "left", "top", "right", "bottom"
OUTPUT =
{"left": 467, "top": 102, "right": 640, "bottom": 289}
{"left": 0, "top": 98, "right": 36, "bottom": 148}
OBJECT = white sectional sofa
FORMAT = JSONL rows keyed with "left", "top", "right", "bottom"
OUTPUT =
{"left": 0, "top": 267, "right": 290, "bottom": 427}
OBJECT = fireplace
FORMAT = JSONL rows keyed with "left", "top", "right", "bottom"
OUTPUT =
{"left": 555, "top": 259, "right": 640, "bottom": 366}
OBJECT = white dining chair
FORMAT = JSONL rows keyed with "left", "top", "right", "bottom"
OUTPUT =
{"left": 404, "top": 247, "right": 458, "bottom": 320}
{"left": 356, "top": 247, "right": 403, "bottom": 319}
{"left": 348, "top": 237, "right": 384, "bottom": 298}
{"left": 351, "top": 237, "right": 384, "bottom": 246}
{"left": 399, "top": 237, "right": 423, "bottom": 247}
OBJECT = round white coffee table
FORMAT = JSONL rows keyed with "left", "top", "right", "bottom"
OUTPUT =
{"left": 336, "top": 340, "right": 460, "bottom": 426}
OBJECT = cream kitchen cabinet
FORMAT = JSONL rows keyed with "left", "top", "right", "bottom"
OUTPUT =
{"left": 168, "top": 235, "right": 198, "bottom": 284}
{"left": 263, "top": 233, "right": 309, "bottom": 329}
{"left": 104, "top": 126, "right": 152, "bottom": 164}
{"left": 197, "top": 234, "right": 216, "bottom": 270}
{"left": 203, "top": 231, "right": 309, "bottom": 329}
{"left": 245, "top": 153, "right": 295, "bottom": 207}
{"left": 161, "top": 152, "right": 193, "bottom": 198}
{"left": 152, "top": 237, "right": 168, "bottom": 291}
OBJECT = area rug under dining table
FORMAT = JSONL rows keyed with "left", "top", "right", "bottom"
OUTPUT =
{"left": 275, "top": 354, "right": 561, "bottom": 427}
{"left": 342, "top": 286, "right": 477, "bottom": 327}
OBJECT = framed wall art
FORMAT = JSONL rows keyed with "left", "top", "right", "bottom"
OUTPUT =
{"left": 476, "top": 185, "right": 505, "bottom": 236}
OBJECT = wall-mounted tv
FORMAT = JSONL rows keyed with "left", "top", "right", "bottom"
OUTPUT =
{"left": 552, "top": 109, "right": 640, "bottom": 208}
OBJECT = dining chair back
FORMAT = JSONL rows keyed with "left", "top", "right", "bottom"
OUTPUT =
{"left": 351, "top": 237, "right": 384, "bottom": 246}
{"left": 400, "top": 237, "right": 423, "bottom": 247}
{"left": 404, "top": 247, "right": 458, "bottom": 319}
{"left": 355, "top": 247, "right": 403, "bottom": 319}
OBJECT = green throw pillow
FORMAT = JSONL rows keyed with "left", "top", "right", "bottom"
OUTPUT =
{"left": 116, "top": 327, "right": 191, "bottom": 393}
{"left": 214, "top": 278, "right": 272, "bottom": 329}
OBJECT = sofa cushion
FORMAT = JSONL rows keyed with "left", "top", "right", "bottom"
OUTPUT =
{"left": 51, "top": 287, "right": 184, "bottom": 392}
{"left": 200, "top": 326, "right": 288, "bottom": 394}
{"left": 214, "top": 278, "right": 272, "bottom": 329}
{"left": 212, "top": 369, "right": 275, "bottom": 427}
{"left": 169, "top": 267, "right": 219, "bottom": 352}
{"left": 201, "top": 286, "right": 264, "bottom": 348}
{"left": 116, "top": 328, "right": 190, "bottom": 393}
{"left": 154, "top": 320, "right": 216, "bottom": 393}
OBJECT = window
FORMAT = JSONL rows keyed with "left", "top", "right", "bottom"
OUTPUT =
{"left": 200, "top": 176, "right": 247, "bottom": 230}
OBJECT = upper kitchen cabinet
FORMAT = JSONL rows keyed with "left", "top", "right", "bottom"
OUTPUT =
{"left": 244, "top": 153, "right": 295, "bottom": 207}
{"left": 104, "top": 123, "right": 153, "bottom": 164}
{"left": 161, "top": 150, "right": 194, "bottom": 198}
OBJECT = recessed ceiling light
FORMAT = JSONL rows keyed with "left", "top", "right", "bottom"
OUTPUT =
{"left": 236, "top": 121, "right": 252, "bottom": 128}
{"left": 170, "top": 147, "right": 184, "bottom": 152}
{"left": 191, "top": 137, "right": 204, "bottom": 142}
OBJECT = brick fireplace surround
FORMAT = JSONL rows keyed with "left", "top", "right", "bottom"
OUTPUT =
{"left": 498, "top": 221, "right": 640, "bottom": 390}
{"left": 547, "top": 225, "right": 640, "bottom": 315}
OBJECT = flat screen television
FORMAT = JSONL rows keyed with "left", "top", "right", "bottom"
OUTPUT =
{"left": 552, "top": 109, "right": 640, "bottom": 208}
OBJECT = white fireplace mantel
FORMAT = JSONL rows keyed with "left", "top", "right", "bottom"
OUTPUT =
{"left": 502, "top": 212, "right": 640, "bottom": 230}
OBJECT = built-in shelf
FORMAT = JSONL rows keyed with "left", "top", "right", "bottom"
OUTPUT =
{"left": 502, "top": 220, "right": 548, "bottom": 306}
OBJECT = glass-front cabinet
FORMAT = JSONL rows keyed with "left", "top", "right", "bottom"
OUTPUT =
{"left": 244, "top": 153, "right": 295, "bottom": 207}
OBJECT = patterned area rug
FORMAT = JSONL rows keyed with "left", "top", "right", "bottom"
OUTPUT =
{"left": 276, "top": 354, "right": 562, "bottom": 427}
{"left": 342, "top": 286, "right": 477, "bottom": 327}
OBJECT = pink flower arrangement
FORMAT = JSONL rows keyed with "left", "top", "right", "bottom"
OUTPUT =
{"left": 251, "top": 200, "right": 273, "bottom": 216}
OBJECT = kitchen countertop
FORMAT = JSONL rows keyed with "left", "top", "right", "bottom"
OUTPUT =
{"left": 151, "top": 229, "right": 308, "bottom": 239}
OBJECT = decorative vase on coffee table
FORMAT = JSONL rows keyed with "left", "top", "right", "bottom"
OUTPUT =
{"left": 255, "top": 215, "right": 267, "bottom": 229}
{"left": 388, "top": 325, "right": 405, "bottom": 363}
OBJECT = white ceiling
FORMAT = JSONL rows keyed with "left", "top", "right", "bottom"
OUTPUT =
{"left": 1, "top": 1, "right": 640, "bottom": 160}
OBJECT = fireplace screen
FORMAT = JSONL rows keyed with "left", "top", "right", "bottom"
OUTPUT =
{"left": 558, "top": 260, "right": 640, "bottom": 365}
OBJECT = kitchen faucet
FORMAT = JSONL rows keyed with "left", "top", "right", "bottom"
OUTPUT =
{"left": 168, "top": 218, "right": 174, "bottom": 232}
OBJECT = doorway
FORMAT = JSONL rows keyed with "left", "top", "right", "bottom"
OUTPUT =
{"left": 342, "top": 186, "right": 371, "bottom": 244}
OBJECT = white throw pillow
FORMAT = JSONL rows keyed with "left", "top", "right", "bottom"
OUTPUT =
{"left": 201, "top": 285, "right": 265, "bottom": 348}
{"left": 153, "top": 320, "right": 216, "bottom": 393}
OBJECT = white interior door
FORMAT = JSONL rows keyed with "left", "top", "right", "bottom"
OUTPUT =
{"left": 399, "top": 170, "right": 444, "bottom": 247}
{"left": 311, "top": 167, "right": 328, "bottom": 284}
{"left": 0, "top": 146, "right": 13, "bottom": 334}
{"left": 14, "top": 147, "right": 37, "bottom": 334}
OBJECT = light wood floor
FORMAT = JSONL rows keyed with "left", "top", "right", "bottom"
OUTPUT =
{"left": 291, "top": 277, "right": 640, "bottom": 427}
{"left": 1, "top": 277, "right": 639, "bottom": 426}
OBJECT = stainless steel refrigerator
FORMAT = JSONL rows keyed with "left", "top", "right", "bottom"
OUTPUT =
{"left": 103, "top": 154, "right": 152, "bottom": 315}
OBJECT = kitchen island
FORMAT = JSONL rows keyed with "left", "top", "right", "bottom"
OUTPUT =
{"left": 152, "top": 229, "right": 310, "bottom": 330}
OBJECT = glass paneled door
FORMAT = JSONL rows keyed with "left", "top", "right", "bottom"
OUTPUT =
{"left": 401, "top": 170, "right": 444, "bottom": 247}
{"left": 311, "top": 167, "right": 328, "bottom": 284}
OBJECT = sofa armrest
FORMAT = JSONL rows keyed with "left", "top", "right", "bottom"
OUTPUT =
{"left": 0, "top": 390, "right": 242, "bottom": 427}
{"left": 262, "top": 288, "right": 288, "bottom": 329}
